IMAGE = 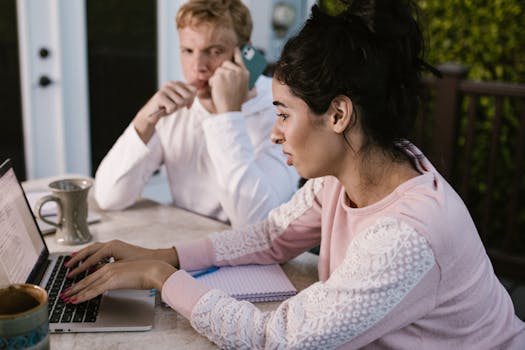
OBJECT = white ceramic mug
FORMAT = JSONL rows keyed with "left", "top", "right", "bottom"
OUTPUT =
{"left": 35, "top": 178, "right": 93, "bottom": 245}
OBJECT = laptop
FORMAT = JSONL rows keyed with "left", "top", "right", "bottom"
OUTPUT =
{"left": 0, "top": 159, "right": 155, "bottom": 332}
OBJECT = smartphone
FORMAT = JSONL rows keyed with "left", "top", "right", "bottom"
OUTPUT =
{"left": 241, "top": 44, "right": 268, "bottom": 89}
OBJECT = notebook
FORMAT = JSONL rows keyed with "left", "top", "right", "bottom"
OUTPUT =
{"left": 0, "top": 159, "right": 155, "bottom": 333}
{"left": 195, "top": 264, "right": 297, "bottom": 302}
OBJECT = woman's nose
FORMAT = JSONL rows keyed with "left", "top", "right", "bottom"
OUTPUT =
{"left": 270, "top": 119, "right": 284, "bottom": 144}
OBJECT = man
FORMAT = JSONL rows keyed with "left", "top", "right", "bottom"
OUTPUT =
{"left": 93, "top": 0, "right": 299, "bottom": 228}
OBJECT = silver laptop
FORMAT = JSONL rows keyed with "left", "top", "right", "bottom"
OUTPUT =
{"left": 0, "top": 159, "right": 155, "bottom": 333}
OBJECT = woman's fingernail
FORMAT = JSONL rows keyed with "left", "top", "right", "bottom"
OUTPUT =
{"left": 71, "top": 252, "right": 77, "bottom": 256}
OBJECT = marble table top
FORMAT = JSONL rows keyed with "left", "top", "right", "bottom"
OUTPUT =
{"left": 23, "top": 177, "right": 319, "bottom": 349}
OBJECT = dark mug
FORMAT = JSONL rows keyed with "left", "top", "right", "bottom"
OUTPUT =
{"left": 0, "top": 284, "right": 49, "bottom": 350}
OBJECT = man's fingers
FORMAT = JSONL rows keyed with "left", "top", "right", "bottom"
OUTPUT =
{"left": 233, "top": 47, "right": 245, "bottom": 68}
{"left": 156, "top": 82, "right": 197, "bottom": 114}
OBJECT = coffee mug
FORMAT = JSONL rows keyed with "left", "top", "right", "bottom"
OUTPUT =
{"left": 0, "top": 284, "right": 49, "bottom": 350}
{"left": 35, "top": 178, "right": 93, "bottom": 245}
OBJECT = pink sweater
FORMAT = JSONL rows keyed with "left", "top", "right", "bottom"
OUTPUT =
{"left": 162, "top": 143, "right": 525, "bottom": 349}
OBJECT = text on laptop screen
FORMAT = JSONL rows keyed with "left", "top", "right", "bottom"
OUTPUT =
{"left": 0, "top": 167, "right": 45, "bottom": 286}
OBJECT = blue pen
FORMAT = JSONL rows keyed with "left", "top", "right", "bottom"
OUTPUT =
{"left": 190, "top": 266, "right": 219, "bottom": 278}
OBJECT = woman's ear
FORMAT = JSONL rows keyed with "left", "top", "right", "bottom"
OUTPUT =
{"left": 329, "top": 95, "right": 353, "bottom": 134}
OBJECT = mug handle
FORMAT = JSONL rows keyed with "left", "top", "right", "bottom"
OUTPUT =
{"left": 34, "top": 195, "right": 62, "bottom": 228}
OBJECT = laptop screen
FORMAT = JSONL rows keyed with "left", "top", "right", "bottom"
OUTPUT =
{"left": 0, "top": 162, "right": 46, "bottom": 286}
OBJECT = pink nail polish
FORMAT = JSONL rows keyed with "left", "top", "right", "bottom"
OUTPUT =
{"left": 70, "top": 298, "right": 78, "bottom": 303}
{"left": 64, "top": 297, "right": 71, "bottom": 303}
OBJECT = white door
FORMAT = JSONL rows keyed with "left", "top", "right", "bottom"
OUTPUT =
{"left": 17, "top": 0, "right": 91, "bottom": 179}
{"left": 17, "top": 0, "right": 187, "bottom": 180}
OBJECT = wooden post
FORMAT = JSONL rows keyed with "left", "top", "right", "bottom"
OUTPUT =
{"left": 432, "top": 63, "right": 469, "bottom": 180}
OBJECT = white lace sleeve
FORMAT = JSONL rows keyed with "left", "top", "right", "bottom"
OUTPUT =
{"left": 210, "top": 177, "right": 324, "bottom": 263}
{"left": 190, "top": 217, "right": 436, "bottom": 349}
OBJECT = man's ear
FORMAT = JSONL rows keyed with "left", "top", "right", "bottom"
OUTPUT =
{"left": 329, "top": 95, "right": 353, "bottom": 134}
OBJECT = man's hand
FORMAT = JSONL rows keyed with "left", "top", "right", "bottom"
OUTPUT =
{"left": 208, "top": 47, "right": 250, "bottom": 114}
{"left": 133, "top": 81, "right": 197, "bottom": 143}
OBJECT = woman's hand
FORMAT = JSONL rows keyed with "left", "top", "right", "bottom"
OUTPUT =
{"left": 65, "top": 239, "right": 179, "bottom": 278}
{"left": 62, "top": 260, "right": 177, "bottom": 304}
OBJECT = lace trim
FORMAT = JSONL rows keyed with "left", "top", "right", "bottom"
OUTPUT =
{"left": 210, "top": 177, "right": 324, "bottom": 261}
{"left": 191, "top": 291, "right": 273, "bottom": 349}
{"left": 191, "top": 217, "right": 436, "bottom": 349}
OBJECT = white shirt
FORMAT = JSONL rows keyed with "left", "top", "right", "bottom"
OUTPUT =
{"left": 94, "top": 76, "right": 299, "bottom": 227}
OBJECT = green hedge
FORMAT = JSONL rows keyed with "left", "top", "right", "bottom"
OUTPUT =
{"left": 419, "top": 1, "right": 525, "bottom": 255}
{"left": 320, "top": 0, "right": 525, "bottom": 83}
{"left": 418, "top": 0, "right": 524, "bottom": 83}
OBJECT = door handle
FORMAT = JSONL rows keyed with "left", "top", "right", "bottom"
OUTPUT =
{"left": 38, "top": 75, "right": 53, "bottom": 87}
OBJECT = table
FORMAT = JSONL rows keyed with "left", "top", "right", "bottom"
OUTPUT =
{"left": 23, "top": 177, "right": 319, "bottom": 349}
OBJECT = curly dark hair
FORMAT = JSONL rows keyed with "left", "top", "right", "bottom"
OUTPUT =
{"left": 274, "top": 0, "right": 428, "bottom": 155}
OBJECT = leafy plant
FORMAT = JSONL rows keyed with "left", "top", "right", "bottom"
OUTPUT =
{"left": 419, "top": 0, "right": 524, "bottom": 83}
{"left": 418, "top": 0, "right": 525, "bottom": 254}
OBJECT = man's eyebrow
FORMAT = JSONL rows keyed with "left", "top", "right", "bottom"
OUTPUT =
{"left": 272, "top": 101, "right": 287, "bottom": 107}
{"left": 180, "top": 44, "right": 226, "bottom": 50}
{"left": 203, "top": 44, "right": 226, "bottom": 50}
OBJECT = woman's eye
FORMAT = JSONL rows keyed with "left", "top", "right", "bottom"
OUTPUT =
{"left": 277, "top": 113, "right": 288, "bottom": 121}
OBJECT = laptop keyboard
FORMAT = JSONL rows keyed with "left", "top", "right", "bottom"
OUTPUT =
{"left": 45, "top": 255, "right": 101, "bottom": 323}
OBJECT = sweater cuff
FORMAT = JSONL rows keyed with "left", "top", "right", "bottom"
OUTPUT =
{"left": 176, "top": 238, "right": 216, "bottom": 271}
{"left": 201, "top": 111, "right": 244, "bottom": 131}
{"left": 125, "top": 122, "right": 160, "bottom": 151}
{"left": 161, "top": 270, "right": 211, "bottom": 319}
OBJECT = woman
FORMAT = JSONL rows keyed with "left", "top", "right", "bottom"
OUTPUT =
{"left": 64, "top": 0, "right": 525, "bottom": 348}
